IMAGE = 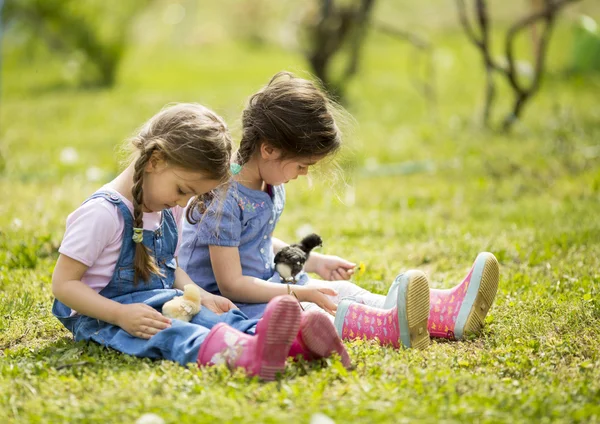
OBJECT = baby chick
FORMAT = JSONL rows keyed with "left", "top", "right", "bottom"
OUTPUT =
{"left": 162, "top": 284, "right": 202, "bottom": 322}
{"left": 274, "top": 233, "right": 322, "bottom": 283}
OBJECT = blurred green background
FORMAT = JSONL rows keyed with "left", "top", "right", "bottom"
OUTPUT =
{"left": 1, "top": 1, "right": 600, "bottom": 423}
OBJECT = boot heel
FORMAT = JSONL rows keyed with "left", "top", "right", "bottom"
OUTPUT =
{"left": 402, "top": 271, "right": 431, "bottom": 349}
{"left": 461, "top": 253, "right": 499, "bottom": 338}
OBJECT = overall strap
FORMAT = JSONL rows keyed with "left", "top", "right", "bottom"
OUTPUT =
{"left": 84, "top": 191, "right": 136, "bottom": 268}
{"left": 84, "top": 190, "right": 135, "bottom": 232}
{"left": 162, "top": 207, "right": 176, "bottom": 230}
{"left": 160, "top": 207, "right": 179, "bottom": 255}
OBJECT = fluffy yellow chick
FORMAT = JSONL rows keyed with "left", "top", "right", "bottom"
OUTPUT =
{"left": 162, "top": 284, "right": 202, "bottom": 322}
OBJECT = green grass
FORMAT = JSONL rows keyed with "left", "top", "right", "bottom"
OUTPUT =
{"left": 1, "top": 4, "right": 600, "bottom": 423}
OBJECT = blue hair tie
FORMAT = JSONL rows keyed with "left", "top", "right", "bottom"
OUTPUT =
{"left": 230, "top": 163, "right": 242, "bottom": 175}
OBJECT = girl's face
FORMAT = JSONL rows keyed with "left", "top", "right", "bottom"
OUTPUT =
{"left": 143, "top": 157, "right": 221, "bottom": 212}
{"left": 258, "top": 145, "right": 322, "bottom": 186}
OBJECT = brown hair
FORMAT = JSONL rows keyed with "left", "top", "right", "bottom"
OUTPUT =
{"left": 129, "top": 103, "right": 232, "bottom": 284}
{"left": 236, "top": 71, "right": 342, "bottom": 166}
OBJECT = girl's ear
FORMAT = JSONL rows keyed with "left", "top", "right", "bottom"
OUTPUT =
{"left": 146, "top": 151, "right": 167, "bottom": 173}
{"left": 260, "top": 142, "right": 279, "bottom": 160}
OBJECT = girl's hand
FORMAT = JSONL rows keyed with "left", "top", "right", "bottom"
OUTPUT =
{"left": 202, "top": 292, "right": 238, "bottom": 314}
{"left": 115, "top": 303, "right": 171, "bottom": 339}
{"left": 296, "top": 286, "right": 338, "bottom": 315}
{"left": 312, "top": 254, "right": 356, "bottom": 281}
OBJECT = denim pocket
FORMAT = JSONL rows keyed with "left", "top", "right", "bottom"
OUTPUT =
{"left": 114, "top": 266, "right": 135, "bottom": 294}
{"left": 117, "top": 267, "right": 135, "bottom": 282}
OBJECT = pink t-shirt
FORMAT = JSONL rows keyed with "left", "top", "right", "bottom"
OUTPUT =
{"left": 59, "top": 189, "right": 184, "bottom": 297}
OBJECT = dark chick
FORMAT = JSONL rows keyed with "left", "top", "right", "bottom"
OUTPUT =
{"left": 274, "top": 233, "right": 323, "bottom": 283}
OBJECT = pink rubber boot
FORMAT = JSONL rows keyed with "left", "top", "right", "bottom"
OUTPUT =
{"left": 197, "top": 295, "right": 301, "bottom": 380}
{"left": 333, "top": 270, "right": 430, "bottom": 349}
{"left": 288, "top": 310, "right": 352, "bottom": 368}
{"left": 428, "top": 252, "right": 499, "bottom": 340}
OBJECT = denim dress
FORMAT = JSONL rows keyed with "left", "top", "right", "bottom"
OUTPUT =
{"left": 52, "top": 191, "right": 258, "bottom": 366}
{"left": 180, "top": 181, "right": 308, "bottom": 319}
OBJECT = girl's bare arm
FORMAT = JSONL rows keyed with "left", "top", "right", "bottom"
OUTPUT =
{"left": 209, "top": 245, "right": 337, "bottom": 314}
{"left": 52, "top": 254, "right": 170, "bottom": 338}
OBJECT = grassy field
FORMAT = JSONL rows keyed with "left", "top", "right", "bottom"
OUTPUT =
{"left": 1, "top": 2, "right": 600, "bottom": 423}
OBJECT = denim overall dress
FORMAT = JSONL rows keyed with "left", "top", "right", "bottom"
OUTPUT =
{"left": 52, "top": 191, "right": 258, "bottom": 365}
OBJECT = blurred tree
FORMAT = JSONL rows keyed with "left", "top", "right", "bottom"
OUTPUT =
{"left": 231, "top": 0, "right": 271, "bottom": 46}
{"left": 301, "top": 0, "right": 375, "bottom": 100}
{"left": 376, "top": 22, "right": 437, "bottom": 120}
{"left": 570, "top": 15, "right": 600, "bottom": 73}
{"left": 456, "top": 0, "right": 581, "bottom": 132}
{"left": 4, "top": 0, "right": 149, "bottom": 87}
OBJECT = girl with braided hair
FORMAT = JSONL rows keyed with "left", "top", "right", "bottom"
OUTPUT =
{"left": 51, "top": 103, "right": 336, "bottom": 380}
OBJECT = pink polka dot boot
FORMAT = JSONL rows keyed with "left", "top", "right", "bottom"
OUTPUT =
{"left": 333, "top": 270, "right": 430, "bottom": 349}
{"left": 428, "top": 252, "right": 499, "bottom": 340}
{"left": 197, "top": 295, "right": 301, "bottom": 381}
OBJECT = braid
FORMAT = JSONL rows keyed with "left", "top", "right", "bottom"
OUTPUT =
{"left": 131, "top": 141, "right": 163, "bottom": 285}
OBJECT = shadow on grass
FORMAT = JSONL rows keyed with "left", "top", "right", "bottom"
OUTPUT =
{"left": 3, "top": 335, "right": 345, "bottom": 383}
{"left": 2, "top": 337, "right": 151, "bottom": 375}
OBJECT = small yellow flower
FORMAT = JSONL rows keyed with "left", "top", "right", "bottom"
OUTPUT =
{"left": 356, "top": 262, "right": 366, "bottom": 277}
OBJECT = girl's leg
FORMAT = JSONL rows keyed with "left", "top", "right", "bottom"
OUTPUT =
{"left": 428, "top": 252, "right": 499, "bottom": 340}
{"left": 75, "top": 296, "right": 301, "bottom": 380}
{"left": 305, "top": 279, "right": 387, "bottom": 308}
{"left": 298, "top": 279, "right": 387, "bottom": 317}
{"left": 75, "top": 316, "right": 212, "bottom": 365}
{"left": 333, "top": 271, "right": 431, "bottom": 349}
{"left": 198, "top": 295, "right": 301, "bottom": 380}
{"left": 189, "top": 305, "right": 258, "bottom": 334}
{"left": 298, "top": 301, "right": 335, "bottom": 319}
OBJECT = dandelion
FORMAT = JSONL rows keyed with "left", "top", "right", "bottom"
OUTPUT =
{"left": 86, "top": 167, "right": 103, "bottom": 182}
{"left": 135, "top": 413, "right": 165, "bottom": 424}
{"left": 356, "top": 262, "right": 366, "bottom": 277}
{"left": 59, "top": 147, "right": 79, "bottom": 165}
{"left": 310, "top": 413, "right": 335, "bottom": 424}
{"left": 162, "top": 3, "right": 185, "bottom": 25}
